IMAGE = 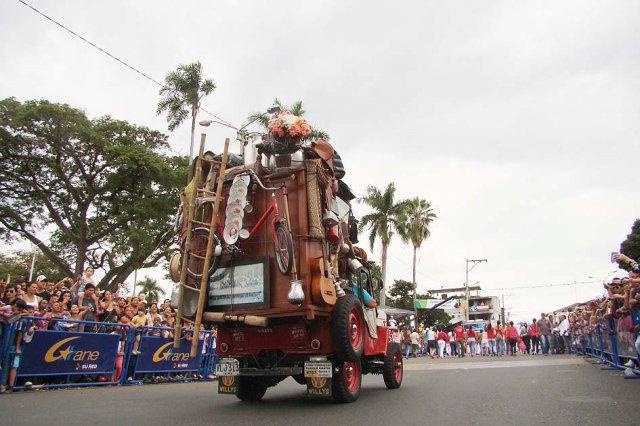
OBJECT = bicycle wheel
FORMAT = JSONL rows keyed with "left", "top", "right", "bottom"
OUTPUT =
{"left": 273, "top": 222, "right": 293, "bottom": 275}
{"left": 186, "top": 227, "right": 221, "bottom": 279}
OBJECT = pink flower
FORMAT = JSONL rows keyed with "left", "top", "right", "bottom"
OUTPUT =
{"left": 267, "top": 112, "right": 313, "bottom": 138}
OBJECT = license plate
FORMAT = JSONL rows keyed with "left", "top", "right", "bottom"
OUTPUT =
{"left": 304, "top": 361, "right": 332, "bottom": 378}
{"left": 216, "top": 358, "right": 239, "bottom": 376}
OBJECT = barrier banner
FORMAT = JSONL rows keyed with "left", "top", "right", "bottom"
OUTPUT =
{"left": 19, "top": 330, "right": 119, "bottom": 375}
{"left": 134, "top": 336, "right": 203, "bottom": 373}
{"left": 601, "top": 320, "right": 612, "bottom": 354}
{"left": 614, "top": 316, "right": 637, "bottom": 358}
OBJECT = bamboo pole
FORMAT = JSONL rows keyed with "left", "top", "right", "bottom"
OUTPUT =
{"left": 190, "top": 138, "right": 229, "bottom": 357}
{"left": 174, "top": 134, "right": 206, "bottom": 348}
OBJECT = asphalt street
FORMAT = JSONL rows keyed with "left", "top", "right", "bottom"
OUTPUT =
{"left": 1, "top": 355, "right": 638, "bottom": 426}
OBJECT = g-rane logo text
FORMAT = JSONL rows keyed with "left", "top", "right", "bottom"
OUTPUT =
{"left": 152, "top": 342, "right": 192, "bottom": 362}
{"left": 44, "top": 337, "right": 99, "bottom": 362}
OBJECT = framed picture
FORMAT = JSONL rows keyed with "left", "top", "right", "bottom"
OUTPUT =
{"left": 207, "top": 256, "right": 270, "bottom": 310}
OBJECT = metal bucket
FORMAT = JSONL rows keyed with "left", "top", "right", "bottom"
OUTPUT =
{"left": 244, "top": 141, "right": 258, "bottom": 167}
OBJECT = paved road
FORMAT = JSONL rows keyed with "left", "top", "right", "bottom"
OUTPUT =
{"left": 1, "top": 355, "right": 638, "bottom": 426}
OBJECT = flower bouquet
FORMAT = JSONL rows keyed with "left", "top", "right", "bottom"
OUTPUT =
{"left": 267, "top": 112, "right": 312, "bottom": 154}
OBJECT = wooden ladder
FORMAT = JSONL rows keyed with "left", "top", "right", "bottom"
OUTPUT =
{"left": 174, "top": 135, "right": 230, "bottom": 357}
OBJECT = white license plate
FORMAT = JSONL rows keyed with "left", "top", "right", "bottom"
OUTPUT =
{"left": 216, "top": 358, "right": 239, "bottom": 376}
{"left": 304, "top": 361, "right": 332, "bottom": 378}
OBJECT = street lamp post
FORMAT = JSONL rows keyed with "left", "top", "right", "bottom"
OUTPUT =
{"left": 465, "top": 258, "right": 487, "bottom": 321}
{"left": 200, "top": 106, "right": 280, "bottom": 156}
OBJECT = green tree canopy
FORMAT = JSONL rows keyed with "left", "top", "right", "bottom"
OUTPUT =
{"left": 398, "top": 197, "right": 436, "bottom": 286}
{"left": 358, "top": 182, "right": 406, "bottom": 306}
{"left": 387, "top": 279, "right": 416, "bottom": 311}
{"left": 0, "top": 251, "right": 64, "bottom": 283}
{"left": 0, "top": 98, "right": 188, "bottom": 290}
{"left": 157, "top": 61, "right": 216, "bottom": 162}
{"left": 137, "top": 276, "right": 165, "bottom": 303}
{"left": 620, "top": 219, "right": 640, "bottom": 271}
{"left": 420, "top": 309, "right": 452, "bottom": 329}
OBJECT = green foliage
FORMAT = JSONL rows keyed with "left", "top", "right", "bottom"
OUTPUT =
{"left": 0, "top": 251, "right": 66, "bottom": 283}
{"left": 397, "top": 197, "right": 436, "bottom": 285}
{"left": 620, "top": 219, "right": 640, "bottom": 271}
{"left": 420, "top": 309, "right": 452, "bottom": 328}
{"left": 358, "top": 183, "right": 405, "bottom": 250}
{"left": 137, "top": 276, "right": 165, "bottom": 303}
{"left": 358, "top": 183, "right": 406, "bottom": 305}
{"left": 0, "top": 98, "right": 188, "bottom": 290}
{"left": 387, "top": 279, "right": 416, "bottom": 311}
{"left": 157, "top": 61, "right": 216, "bottom": 132}
{"left": 247, "top": 98, "right": 330, "bottom": 141}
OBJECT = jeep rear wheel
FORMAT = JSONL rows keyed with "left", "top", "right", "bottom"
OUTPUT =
{"left": 332, "top": 359, "right": 361, "bottom": 403}
{"left": 383, "top": 342, "right": 403, "bottom": 389}
{"left": 236, "top": 377, "right": 267, "bottom": 401}
{"left": 332, "top": 294, "right": 365, "bottom": 361}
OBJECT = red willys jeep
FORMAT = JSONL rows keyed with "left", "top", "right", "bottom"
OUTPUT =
{"left": 172, "top": 139, "right": 403, "bottom": 403}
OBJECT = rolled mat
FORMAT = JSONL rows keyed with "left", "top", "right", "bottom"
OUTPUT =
{"left": 305, "top": 159, "right": 328, "bottom": 239}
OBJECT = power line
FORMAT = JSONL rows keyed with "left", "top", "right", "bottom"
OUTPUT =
{"left": 489, "top": 280, "right": 603, "bottom": 291}
{"left": 16, "top": 0, "right": 235, "bottom": 127}
{"left": 387, "top": 251, "right": 443, "bottom": 285}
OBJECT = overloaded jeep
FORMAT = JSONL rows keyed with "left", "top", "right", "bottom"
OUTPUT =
{"left": 171, "top": 136, "right": 403, "bottom": 403}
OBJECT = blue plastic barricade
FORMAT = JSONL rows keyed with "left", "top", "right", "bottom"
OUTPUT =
{"left": 1, "top": 316, "right": 130, "bottom": 391}
{"left": 614, "top": 314, "right": 636, "bottom": 366}
{"left": 0, "top": 316, "right": 224, "bottom": 392}
{"left": 123, "top": 325, "right": 209, "bottom": 384}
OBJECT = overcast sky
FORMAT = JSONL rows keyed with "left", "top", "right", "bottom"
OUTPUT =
{"left": 2, "top": 0, "right": 639, "bottom": 322}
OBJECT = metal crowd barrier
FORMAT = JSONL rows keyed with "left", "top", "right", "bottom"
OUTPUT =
{"left": 571, "top": 309, "right": 640, "bottom": 380}
{"left": 0, "top": 316, "right": 218, "bottom": 392}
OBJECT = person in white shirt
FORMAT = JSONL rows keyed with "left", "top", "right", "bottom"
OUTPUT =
{"left": 410, "top": 329, "right": 420, "bottom": 357}
{"left": 557, "top": 315, "right": 572, "bottom": 354}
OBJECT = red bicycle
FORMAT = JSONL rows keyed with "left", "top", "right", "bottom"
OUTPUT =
{"left": 184, "top": 169, "right": 294, "bottom": 278}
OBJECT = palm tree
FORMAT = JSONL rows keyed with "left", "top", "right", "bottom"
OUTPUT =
{"left": 247, "top": 98, "right": 330, "bottom": 141}
{"left": 398, "top": 197, "right": 436, "bottom": 320}
{"left": 398, "top": 197, "right": 437, "bottom": 287}
{"left": 358, "top": 183, "right": 406, "bottom": 306}
{"left": 137, "top": 276, "right": 165, "bottom": 303}
{"left": 157, "top": 61, "right": 216, "bottom": 165}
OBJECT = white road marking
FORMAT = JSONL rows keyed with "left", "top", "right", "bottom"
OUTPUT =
{"left": 403, "top": 357, "right": 586, "bottom": 371}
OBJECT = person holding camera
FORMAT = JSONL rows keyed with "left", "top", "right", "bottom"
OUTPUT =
{"left": 77, "top": 283, "right": 98, "bottom": 332}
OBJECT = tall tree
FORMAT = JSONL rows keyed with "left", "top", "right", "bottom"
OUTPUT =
{"left": 0, "top": 98, "right": 187, "bottom": 290}
{"left": 157, "top": 61, "right": 216, "bottom": 163}
{"left": 358, "top": 183, "right": 405, "bottom": 306}
{"left": 398, "top": 197, "right": 437, "bottom": 290}
{"left": 387, "top": 279, "right": 416, "bottom": 311}
{"left": 620, "top": 219, "right": 640, "bottom": 271}
{"left": 137, "top": 276, "right": 165, "bottom": 303}
{"left": 247, "top": 98, "right": 329, "bottom": 141}
{"left": 0, "top": 251, "right": 64, "bottom": 283}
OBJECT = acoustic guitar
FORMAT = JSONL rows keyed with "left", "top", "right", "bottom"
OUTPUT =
{"left": 310, "top": 257, "right": 337, "bottom": 306}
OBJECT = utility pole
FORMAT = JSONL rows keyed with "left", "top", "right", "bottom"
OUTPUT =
{"left": 465, "top": 259, "right": 487, "bottom": 321}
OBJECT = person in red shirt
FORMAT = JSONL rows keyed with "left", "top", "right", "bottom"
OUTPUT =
{"left": 485, "top": 323, "right": 497, "bottom": 356}
{"left": 528, "top": 319, "right": 539, "bottom": 354}
{"left": 506, "top": 321, "right": 519, "bottom": 356}
{"left": 466, "top": 327, "right": 477, "bottom": 356}
{"left": 436, "top": 328, "right": 447, "bottom": 358}
{"left": 453, "top": 323, "right": 466, "bottom": 357}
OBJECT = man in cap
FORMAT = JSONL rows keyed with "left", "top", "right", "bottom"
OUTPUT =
{"left": 35, "top": 275, "right": 51, "bottom": 302}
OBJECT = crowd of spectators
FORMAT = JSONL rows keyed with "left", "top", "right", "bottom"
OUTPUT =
{"left": 0, "top": 270, "right": 217, "bottom": 392}
{"left": 389, "top": 315, "right": 574, "bottom": 359}
{"left": 387, "top": 253, "right": 640, "bottom": 366}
